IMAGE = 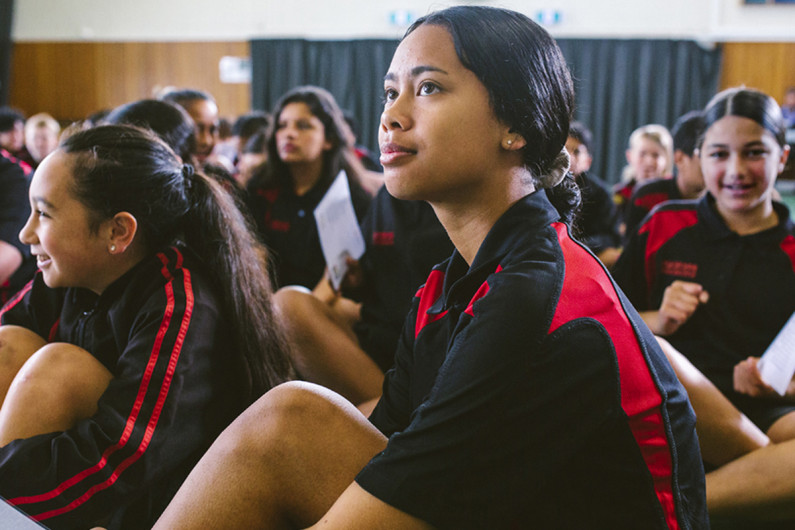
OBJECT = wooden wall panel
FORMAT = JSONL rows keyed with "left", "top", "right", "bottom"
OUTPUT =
{"left": 9, "top": 40, "right": 795, "bottom": 125}
{"left": 720, "top": 42, "right": 795, "bottom": 103}
{"left": 8, "top": 41, "right": 251, "bottom": 123}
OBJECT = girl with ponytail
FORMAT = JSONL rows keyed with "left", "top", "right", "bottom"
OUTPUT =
{"left": 0, "top": 124, "right": 292, "bottom": 529}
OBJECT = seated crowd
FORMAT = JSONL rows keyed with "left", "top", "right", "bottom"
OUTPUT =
{"left": 0, "top": 6, "right": 794, "bottom": 529}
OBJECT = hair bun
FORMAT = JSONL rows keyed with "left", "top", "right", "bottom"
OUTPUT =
{"left": 537, "top": 147, "right": 570, "bottom": 188}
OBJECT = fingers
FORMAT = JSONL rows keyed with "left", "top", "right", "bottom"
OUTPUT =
{"left": 734, "top": 357, "right": 774, "bottom": 397}
{"left": 657, "top": 281, "right": 708, "bottom": 335}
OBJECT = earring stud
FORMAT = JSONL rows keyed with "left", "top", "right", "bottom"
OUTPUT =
{"left": 110, "top": 244, "right": 116, "bottom": 252}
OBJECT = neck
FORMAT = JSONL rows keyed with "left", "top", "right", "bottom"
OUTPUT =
{"left": 91, "top": 242, "right": 150, "bottom": 295}
{"left": 719, "top": 199, "right": 778, "bottom": 236}
{"left": 288, "top": 158, "right": 325, "bottom": 196}
{"left": 432, "top": 166, "right": 535, "bottom": 266}
{"left": 676, "top": 175, "right": 702, "bottom": 200}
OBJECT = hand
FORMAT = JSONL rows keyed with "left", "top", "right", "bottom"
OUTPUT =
{"left": 655, "top": 280, "right": 709, "bottom": 336}
{"left": 596, "top": 247, "right": 622, "bottom": 270}
{"left": 734, "top": 357, "right": 778, "bottom": 398}
{"left": 312, "top": 269, "right": 339, "bottom": 305}
{"left": 340, "top": 257, "right": 364, "bottom": 291}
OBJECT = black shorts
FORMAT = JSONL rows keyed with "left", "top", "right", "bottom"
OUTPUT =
{"left": 725, "top": 389, "right": 795, "bottom": 433}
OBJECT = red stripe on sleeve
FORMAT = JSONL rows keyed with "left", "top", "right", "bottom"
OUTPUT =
{"left": 31, "top": 270, "right": 195, "bottom": 522}
{"left": 549, "top": 223, "right": 680, "bottom": 530}
{"left": 47, "top": 318, "right": 60, "bottom": 342}
{"left": 0, "top": 278, "right": 34, "bottom": 320}
{"left": 10, "top": 250, "right": 194, "bottom": 521}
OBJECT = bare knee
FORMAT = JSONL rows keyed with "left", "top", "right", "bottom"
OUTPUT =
{"left": 273, "top": 287, "right": 320, "bottom": 325}
{"left": 0, "top": 326, "right": 47, "bottom": 372}
{"left": 216, "top": 382, "right": 383, "bottom": 461}
{"left": 224, "top": 382, "right": 363, "bottom": 441}
{"left": 767, "top": 411, "right": 795, "bottom": 443}
{"left": 11, "top": 343, "right": 112, "bottom": 405}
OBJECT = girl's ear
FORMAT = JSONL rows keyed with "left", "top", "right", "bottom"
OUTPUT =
{"left": 779, "top": 145, "right": 791, "bottom": 174}
{"left": 501, "top": 131, "right": 526, "bottom": 151}
{"left": 106, "top": 212, "right": 138, "bottom": 255}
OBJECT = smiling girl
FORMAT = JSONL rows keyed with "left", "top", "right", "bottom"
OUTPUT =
{"left": 0, "top": 125, "right": 292, "bottom": 528}
{"left": 154, "top": 7, "right": 707, "bottom": 529}
{"left": 614, "top": 87, "right": 795, "bottom": 449}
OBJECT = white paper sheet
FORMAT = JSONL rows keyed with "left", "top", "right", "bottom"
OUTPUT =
{"left": 0, "top": 498, "right": 45, "bottom": 529}
{"left": 759, "top": 311, "right": 795, "bottom": 396}
{"left": 314, "top": 170, "right": 366, "bottom": 290}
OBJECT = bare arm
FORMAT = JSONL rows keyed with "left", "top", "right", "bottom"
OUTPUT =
{"left": 0, "top": 241, "right": 22, "bottom": 285}
{"left": 642, "top": 280, "right": 709, "bottom": 335}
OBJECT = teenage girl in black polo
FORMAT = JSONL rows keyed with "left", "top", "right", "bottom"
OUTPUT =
{"left": 616, "top": 88, "right": 795, "bottom": 523}
{"left": 155, "top": 7, "right": 708, "bottom": 529}
{"left": 246, "top": 85, "right": 372, "bottom": 289}
{"left": 614, "top": 87, "right": 795, "bottom": 446}
{"left": 0, "top": 125, "right": 292, "bottom": 528}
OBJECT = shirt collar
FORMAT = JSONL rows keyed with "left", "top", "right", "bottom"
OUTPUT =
{"left": 430, "top": 190, "right": 560, "bottom": 312}
{"left": 698, "top": 193, "right": 793, "bottom": 242}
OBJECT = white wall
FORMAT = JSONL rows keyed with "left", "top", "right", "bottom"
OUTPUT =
{"left": 11, "top": 0, "right": 795, "bottom": 42}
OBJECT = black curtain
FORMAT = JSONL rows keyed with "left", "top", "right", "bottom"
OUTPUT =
{"left": 0, "top": 0, "right": 13, "bottom": 105}
{"left": 250, "top": 39, "right": 397, "bottom": 154}
{"left": 558, "top": 39, "right": 722, "bottom": 183}
{"left": 250, "top": 38, "right": 722, "bottom": 184}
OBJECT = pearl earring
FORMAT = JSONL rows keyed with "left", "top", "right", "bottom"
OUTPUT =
{"left": 110, "top": 244, "right": 116, "bottom": 252}
{"left": 506, "top": 139, "right": 513, "bottom": 146}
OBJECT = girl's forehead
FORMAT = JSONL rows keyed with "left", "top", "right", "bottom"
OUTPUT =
{"left": 389, "top": 24, "right": 458, "bottom": 74}
{"left": 280, "top": 101, "right": 314, "bottom": 118}
{"left": 704, "top": 115, "right": 772, "bottom": 143}
{"left": 634, "top": 137, "right": 665, "bottom": 151}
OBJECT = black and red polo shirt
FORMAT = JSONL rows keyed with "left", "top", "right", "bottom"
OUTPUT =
{"left": 0, "top": 246, "right": 246, "bottom": 529}
{"left": 614, "top": 195, "right": 795, "bottom": 405}
{"left": 624, "top": 176, "right": 684, "bottom": 243}
{"left": 357, "top": 191, "right": 708, "bottom": 529}
{"left": 247, "top": 171, "right": 371, "bottom": 289}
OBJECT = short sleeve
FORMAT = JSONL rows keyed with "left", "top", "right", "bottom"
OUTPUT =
{"left": 356, "top": 275, "right": 623, "bottom": 528}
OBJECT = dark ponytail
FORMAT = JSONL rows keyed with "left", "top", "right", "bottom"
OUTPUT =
{"left": 181, "top": 165, "right": 293, "bottom": 396}
{"left": 546, "top": 172, "right": 581, "bottom": 225}
{"left": 61, "top": 124, "right": 293, "bottom": 402}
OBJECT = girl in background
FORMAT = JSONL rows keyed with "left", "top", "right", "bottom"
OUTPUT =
{"left": 614, "top": 87, "right": 795, "bottom": 445}
{"left": 614, "top": 123, "right": 674, "bottom": 232}
{"left": 614, "top": 87, "right": 795, "bottom": 525}
{"left": 247, "top": 85, "right": 371, "bottom": 289}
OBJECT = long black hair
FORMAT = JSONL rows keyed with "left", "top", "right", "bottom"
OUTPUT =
{"left": 104, "top": 99, "right": 196, "bottom": 161}
{"left": 60, "top": 124, "right": 293, "bottom": 402}
{"left": 405, "top": 6, "right": 580, "bottom": 222}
